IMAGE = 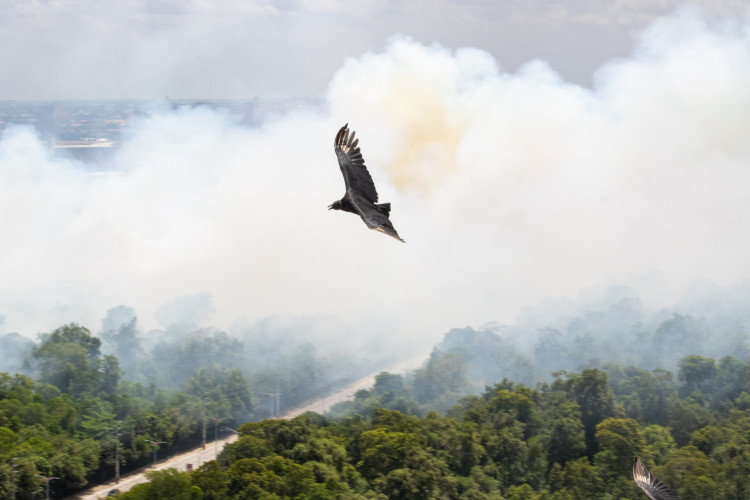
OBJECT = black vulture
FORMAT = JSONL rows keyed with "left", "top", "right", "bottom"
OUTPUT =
{"left": 633, "top": 457, "right": 680, "bottom": 500}
{"left": 328, "top": 124, "right": 405, "bottom": 242}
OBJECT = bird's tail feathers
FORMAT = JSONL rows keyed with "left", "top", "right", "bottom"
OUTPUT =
{"left": 376, "top": 203, "right": 391, "bottom": 216}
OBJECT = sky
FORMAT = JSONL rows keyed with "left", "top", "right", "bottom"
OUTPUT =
{"left": 0, "top": 0, "right": 745, "bottom": 99}
{"left": 2, "top": 1, "right": 750, "bottom": 351}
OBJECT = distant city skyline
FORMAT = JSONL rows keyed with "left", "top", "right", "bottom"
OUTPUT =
{"left": 0, "top": 98, "right": 324, "bottom": 164}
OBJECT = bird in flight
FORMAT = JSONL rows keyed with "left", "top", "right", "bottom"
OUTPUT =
{"left": 329, "top": 124, "right": 405, "bottom": 242}
{"left": 633, "top": 457, "right": 680, "bottom": 500}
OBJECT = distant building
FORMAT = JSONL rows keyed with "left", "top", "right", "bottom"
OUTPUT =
{"left": 55, "top": 139, "right": 117, "bottom": 164}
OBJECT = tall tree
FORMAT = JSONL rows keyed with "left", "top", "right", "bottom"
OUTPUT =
{"left": 554, "top": 369, "right": 615, "bottom": 458}
{"left": 678, "top": 355, "right": 716, "bottom": 398}
{"left": 32, "top": 324, "right": 104, "bottom": 397}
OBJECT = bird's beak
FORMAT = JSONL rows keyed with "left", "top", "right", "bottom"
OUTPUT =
{"left": 328, "top": 204, "right": 333, "bottom": 210}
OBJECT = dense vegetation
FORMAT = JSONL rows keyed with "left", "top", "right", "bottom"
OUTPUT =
{"left": 0, "top": 323, "right": 253, "bottom": 498}
{"left": 115, "top": 356, "right": 750, "bottom": 499}
{"left": 2, "top": 284, "right": 750, "bottom": 498}
{"left": 0, "top": 313, "right": 382, "bottom": 499}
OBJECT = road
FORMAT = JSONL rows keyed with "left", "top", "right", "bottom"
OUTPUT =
{"left": 65, "top": 351, "right": 429, "bottom": 499}
{"left": 66, "top": 433, "right": 239, "bottom": 499}
{"left": 283, "top": 351, "right": 429, "bottom": 418}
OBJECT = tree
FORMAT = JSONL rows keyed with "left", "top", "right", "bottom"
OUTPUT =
{"left": 218, "top": 435, "right": 272, "bottom": 466}
{"left": 642, "top": 424, "right": 676, "bottom": 465}
{"left": 411, "top": 352, "right": 469, "bottom": 407}
{"left": 553, "top": 369, "right": 615, "bottom": 457}
{"left": 594, "top": 418, "right": 643, "bottom": 480}
{"left": 357, "top": 427, "right": 420, "bottom": 481}
{"left": 191, "top": 461, "right": 228, "bottom": 500}
{"left": 151, "top": 328, "right": 244, "bottom": 389}
{"left": 660, "top": 445, "right": 715, "bottom": 499}
{"left": 99, "top": 307, "right": 145, "bottom": 383}
{"left": 560, "top": 457, "right": 603, "bottom": 499}
{"left": 596, "top": 418, "right": 642, "bottom": 460}
{"left": 373, "top": 448, "right": 459, "bottom": 500}
{"left": 32, "top": 324, "right": 106, "bottom": 397}
{"left": 677, "top": 355, "right": 716, "bottom": 398}
{"left": 100, "top": 355, "right": 121, "bottom": 396}
{"left": 184, "top": 364, "right": 254, "bottom": 421}
{"left": 667, "top": 396, "right": 711, "bottom": 446}
{"left": 605, "top": 365, "right": 675, "bottom": 425}
{"left": 711, "top": 356, "right": 749, "bottom": 407}
{"left": 119, "top": 468, "right": 202, "bottom": 499}
{"left": 289, "top": 436, "right": 348, "bottom": 470}
{"left": 488, "top": 386, "right": 537, "bottom": 434}
{"left": 225, "top": 456, "right": 320, "bottom": 498}
{"left": 373, "top": 372, "right": 404, "bottom": 396}
{"left": 239, "top": 415, "right": 317, "bottom": 454}
{"left": 544, "top": 401, "right": 585, "bottom": 466}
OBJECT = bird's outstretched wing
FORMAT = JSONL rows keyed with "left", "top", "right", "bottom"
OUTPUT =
{"left": 334, "top": 124, "right": 378, "bottom": 203}
{"left": 633, "top": 457, "right": 680, "bottom": 500}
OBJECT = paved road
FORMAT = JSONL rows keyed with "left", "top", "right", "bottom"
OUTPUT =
{"left": 283, "top": 351, "right": 429, "bottom": 418}
{"left": 66, "top": 352, "right": 429, "bottom": 499}
{"left": 67, "top": 433, "right": 239, "bottom": 500}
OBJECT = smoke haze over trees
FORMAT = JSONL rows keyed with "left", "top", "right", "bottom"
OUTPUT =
{"left": 2, "top": 278, "right": 749, "bottom": 415}
{"left": 3, "top": 281, "right": 750, "bottom": 497}
{"left": 4, "top": 9, "right": 750, "bottom": 349}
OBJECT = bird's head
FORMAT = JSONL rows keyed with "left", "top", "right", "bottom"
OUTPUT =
{"left": 328, "top": 200, "right": 342, "bottom": 211}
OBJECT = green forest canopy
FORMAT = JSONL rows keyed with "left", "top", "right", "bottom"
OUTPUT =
{"left": 1, "top": 323, "right": 749, "bottom": 498}
{"left": 2, "top": 283, "right": 750, "bottom": 498}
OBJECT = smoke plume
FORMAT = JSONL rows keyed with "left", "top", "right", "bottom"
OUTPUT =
{"left": 2, "top": 8, "right": 750, "bottom": 353}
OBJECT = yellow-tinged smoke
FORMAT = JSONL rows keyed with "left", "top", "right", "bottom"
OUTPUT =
{"left": 328, "top": 38, "right": 485, "bottom": 193}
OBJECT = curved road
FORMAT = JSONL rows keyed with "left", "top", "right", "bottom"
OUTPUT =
{"left": 66, "top": 352, "right": 429, "bottom": 499}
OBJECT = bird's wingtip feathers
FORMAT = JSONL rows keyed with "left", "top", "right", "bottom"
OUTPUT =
{"left": 633, "top": 456, "right": 680, "bottom": 500}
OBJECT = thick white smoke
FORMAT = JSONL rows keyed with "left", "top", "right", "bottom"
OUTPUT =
{"left": 2, "top": 8, "right": 750, "bottom": 346}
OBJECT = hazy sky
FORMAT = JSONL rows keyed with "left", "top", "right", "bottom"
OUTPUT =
{"left": 2, "top": 2, "right": 750, "bottom": 351}
{"left": 0, "top": 0, "right": 746, "bottom": 99}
